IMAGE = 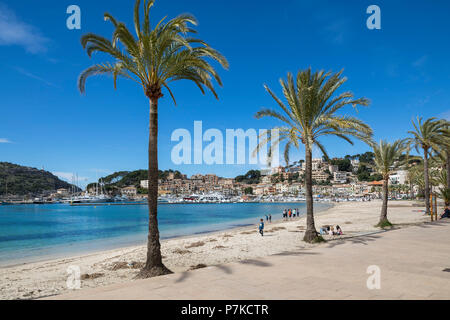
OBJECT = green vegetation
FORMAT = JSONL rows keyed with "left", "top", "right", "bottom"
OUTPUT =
{"left": 311, "top": 235, "right": 326, "bottom": 243}
{"left": 371, "top": 139, "right": 409, "bottom": 226}
{"left": 88, "top": 169, "right": 184, "bottom": 191}
{"left": 329, "top": 158, "right": 351, "bottom": 172}
{"left": 408, "top": 117, "right": 449, "bottom": 214}
{"left": 0, "top": 162, "right": 80, "bottom": 196}
{"left": 376, "top": 219, "right": 393, "bottom": 229}
{"left": 235, "top": 170, "right": 261, "bottom": 184}
{"left": 243, "top": 187, "right": 253, "bottom": 195}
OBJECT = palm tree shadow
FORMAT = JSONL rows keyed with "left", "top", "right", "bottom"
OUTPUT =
{"left": 325, "top": 234, "right": 381, "bottom": 248}
{"left": 238, "top": 259, "right": 272, "bottom": 267}
{"left": 215, "top": 264, "right": 232, "bottom": 274}
{"left": 174, "top": 263, "right": 233, "bottom": 283}
{"left": 272, "top": 251, "right": 320, "bottom": 257}
{"left": 174, "top": 271, "right": 189, "bottom": 283}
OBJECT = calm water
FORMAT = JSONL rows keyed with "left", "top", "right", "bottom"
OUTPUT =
{"left": 0, "top": 202, "right": 331, "bottom": 266}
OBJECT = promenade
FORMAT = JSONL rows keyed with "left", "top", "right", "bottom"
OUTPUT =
{"left": 50, "top": 220, "right": 450, "bottom": 300}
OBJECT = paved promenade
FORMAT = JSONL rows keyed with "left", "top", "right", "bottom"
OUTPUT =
{"left": 49, "top": 220, "right": 450, "bottom": 300}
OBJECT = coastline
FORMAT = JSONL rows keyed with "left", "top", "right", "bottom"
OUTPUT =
{"left": 0, "top": 202, "right": 332, "bottom": 269}
{"left": 0, "top": 200, "right": 433, "bottom": 300}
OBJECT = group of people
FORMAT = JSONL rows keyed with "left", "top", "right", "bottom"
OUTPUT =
{"left": 282, "top": 208, "right": 300, "bottom": 220}
{"left": 319, "top": 225, "right": 343, "bottom": 236}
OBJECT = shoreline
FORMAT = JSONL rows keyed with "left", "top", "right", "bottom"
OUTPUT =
{"left": 0, "top": 200, "right": 434, "bottom": 300}
{"left": 0, "top": 202, "right": 333, "bottom": 269}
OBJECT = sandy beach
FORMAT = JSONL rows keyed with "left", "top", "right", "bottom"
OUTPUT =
{"left": 0, "top": 200, "right": 435, "bottom": 300}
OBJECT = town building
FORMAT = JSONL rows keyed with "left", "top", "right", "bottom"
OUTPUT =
{"left": 121, "top": 186, "right": 137, "bottom": 196}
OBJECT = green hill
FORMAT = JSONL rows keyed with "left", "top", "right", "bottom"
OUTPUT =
{"left": 0, "top": 162, "right": 80, "bottom": 196}
{"left": 87, "top": 169, "right": 185, "bottom": 191}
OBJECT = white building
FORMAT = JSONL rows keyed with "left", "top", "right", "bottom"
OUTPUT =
{"left": 121, "top": 186, "right": 137, "bottom": 196}
{"left": 301, "top": 158, "right": 323, "bottom": 171}
{"left": 328, "top": 164, "right": 339, "bottom": 174}
{"left": 140, "top": 180, "right": 149, "bottom": 188}
{"left": 333, "top": 171, "right": 348, "bottom": 184}
{"left": 351, "top": 159, "right": 360, "bottom": 172}
{"left": 390, "top": 170, "right": 408, "bottom": 185}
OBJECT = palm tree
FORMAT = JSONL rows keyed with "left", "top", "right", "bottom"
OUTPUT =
{"left": 254, "top": 68, "right": 373, "bottom": 242}
{"left": 370, "top": 139, "right": 408, "bottom": 227}
{"left": 78, "top": 0, "right": 228, "bottom": 277}
{"left": 408, "top": 117, "right": 447, "bottom": 215}
{"left": 435, "top": 168, "right": 450, "bottom": 206}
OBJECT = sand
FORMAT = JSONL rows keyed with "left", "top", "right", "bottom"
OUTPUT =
{"left": 0, "top": 200, "right": 434, "bottom": 300}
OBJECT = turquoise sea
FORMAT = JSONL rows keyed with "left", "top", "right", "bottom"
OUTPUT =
{"left": 0, "top": 202, "right": 331, "bottom": 266}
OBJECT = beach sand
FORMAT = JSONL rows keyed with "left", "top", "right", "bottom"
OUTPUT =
{"left": 0, "top": 200, "right": 434, "bottom": 300}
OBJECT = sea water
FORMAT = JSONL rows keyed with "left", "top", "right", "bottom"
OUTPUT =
{"left": 0, "top": 202, "right": 331, "bottom": 266}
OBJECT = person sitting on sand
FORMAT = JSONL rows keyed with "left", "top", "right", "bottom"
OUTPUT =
{"left": 328, "top": 226, "right": 334, "bottom": 236}
{"left": 319, "top": 227, "right": 327, "bottom": 235}
{"left": 440, "top": 206, "right": 450, "bottom": 219}
{"left": 335, "top": 225, "right": 343, "bottom": 235}
{"left": 259, "top": 219, "right": 264, "bottom": 236}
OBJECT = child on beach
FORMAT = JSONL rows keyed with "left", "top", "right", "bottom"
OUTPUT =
{"left": 259, "top": 219, "right": 264, "bottom": 236}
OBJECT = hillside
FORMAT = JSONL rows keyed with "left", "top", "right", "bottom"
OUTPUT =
{"left": 0, "top": 162, "right": 80, "bottom": 196}
{"left": 87, "top": 169, "right": 185, "bottom": 191}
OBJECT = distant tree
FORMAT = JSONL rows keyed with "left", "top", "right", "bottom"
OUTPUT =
{"left": 244, "top": 187, "right": 253, "bottom": 195}
{"left": 330, "top": 158, "right": 352, "bottom": 172}
{"left": 370, "top": 139, "right": 408, "bottom": 227}
{"left": 235, "top": 170, "right": 261, "bottom": 184}
{"left": 408, "top": 117, "right": 448, "bottom": 215}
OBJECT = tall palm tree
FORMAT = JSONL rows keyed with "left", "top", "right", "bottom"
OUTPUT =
{"left": 254, "top": 68, "right": 373, "bottom": 242}
{"left": 408, "top": 117, "right": 447, "bottom": 216}
{"left": 78, "top": 0, "right": 228, "bottom": 277}
{"left": 370, "top": 139, "right": 408, "bottom": 227}
{"left": 434, "top": 120, "right": 450, "bottom": 189}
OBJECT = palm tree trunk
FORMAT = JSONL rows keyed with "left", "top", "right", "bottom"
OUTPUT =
{"left": 378, "top": 177, "right": 390, "bottom": 226}
{"left": 138, "top": 98, "right": 172, "bottom": 278}
{"left": 409, "top": 179, "right": 414, "bottom": 199}
{"left": 303, "top": 145, "right": 317, "bottom": 242}
{"left": 446, "top": 149, "right": 450, "bottom": 189}
{"left": 423, "top": 148, "right": 430, "bottom": 215}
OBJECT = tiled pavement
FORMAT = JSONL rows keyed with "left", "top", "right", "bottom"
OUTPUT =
{"left": 47, "top": 220, "right": 450, "bottom": 300}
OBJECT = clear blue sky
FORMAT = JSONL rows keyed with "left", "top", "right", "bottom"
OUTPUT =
{"left": 1, "top": 0, "right": 449, "bottom": 187}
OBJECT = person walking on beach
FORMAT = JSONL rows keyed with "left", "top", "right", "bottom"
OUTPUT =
{"left": 265, "top": 214, "right": 269, "bottom": 222}
{"left": 288, "top": 209, "right": 292, "bottom": 219}
{"left": 259, "top": 219, "right": 264, "bottom": 236}
{"left": 283, "top": 209, "right": 287, "bottom": 220}
{"left": 293, "top": 208, "right": 297, "bottom": 218}
{"left": 269, "top": 214, "right": 272, "bottom": 223}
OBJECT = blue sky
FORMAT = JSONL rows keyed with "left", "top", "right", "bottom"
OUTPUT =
{"left": 0, "top": 0, "right": 449, "bottom": 187}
